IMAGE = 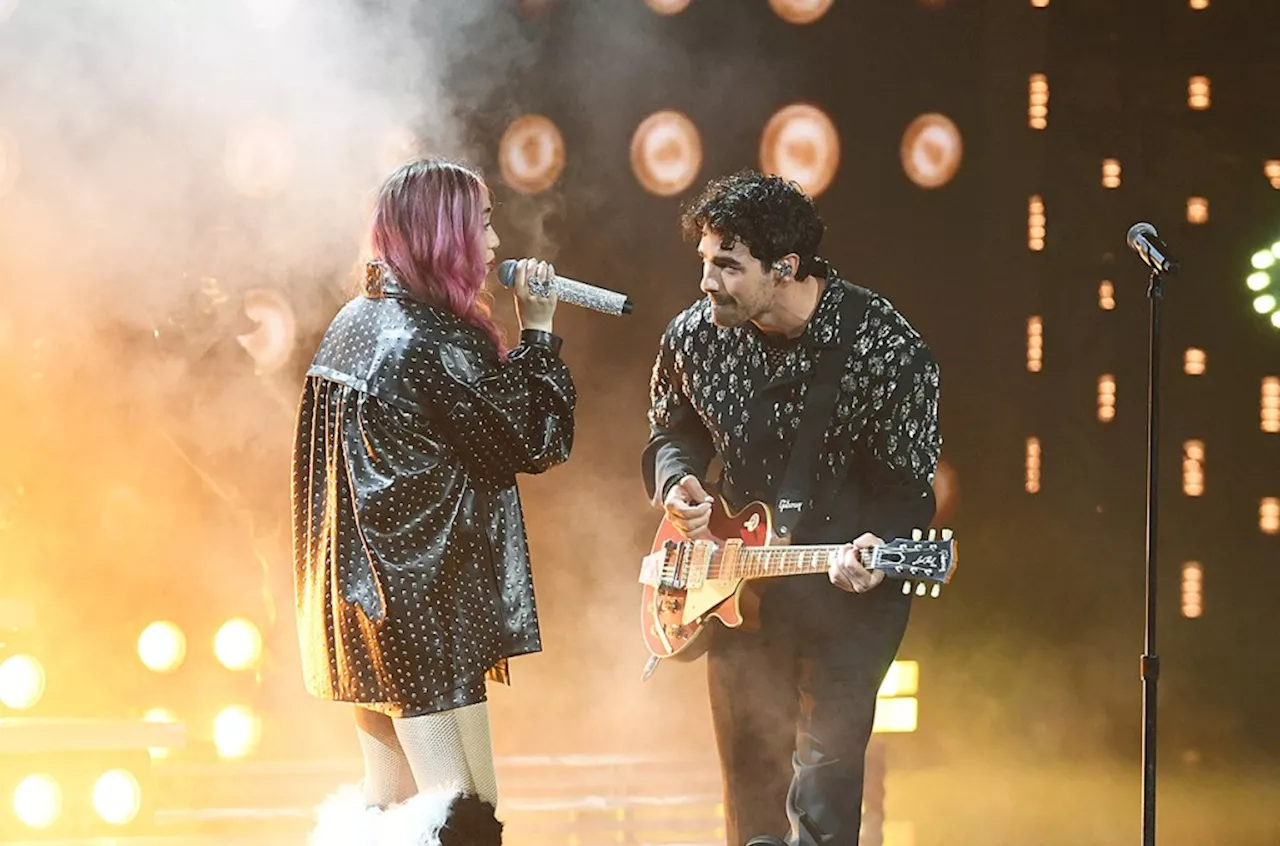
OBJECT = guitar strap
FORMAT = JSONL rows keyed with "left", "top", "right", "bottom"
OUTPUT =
{"left": 772, "top": 281, "right": 868, "bottom": 541}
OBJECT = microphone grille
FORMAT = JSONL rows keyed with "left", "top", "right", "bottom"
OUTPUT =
{"left": 1127, "top": 221, "right": 1157, "bottom": 249}
{"left": 496, "top": 259, "right": 518, "bottom": 288}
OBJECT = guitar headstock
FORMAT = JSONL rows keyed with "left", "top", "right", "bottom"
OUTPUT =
{"left": 865, "top": 527, "right": 957, "bottom": 598}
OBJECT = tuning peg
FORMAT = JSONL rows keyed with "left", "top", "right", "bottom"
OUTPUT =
{"left": 901, "top": 581, "right": 912, "bottom": 596}
{"left": 915, "top": 583, "right": 927, "bottom": 596}
{"left": 941, "top": 527, "right": 954, "bottom": 541}
{"left": 912, "top": 528, "right": 923, "bottom": 541}
{"left": 927, "top": 528, "right": 937, "bottom": 541}
{"left": 930, "top": 584, "right": 941, "bottom": 598}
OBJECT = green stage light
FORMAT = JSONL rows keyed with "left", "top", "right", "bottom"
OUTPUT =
{"left": 1247, "top": 237, "right": 1280, "bottom": 329}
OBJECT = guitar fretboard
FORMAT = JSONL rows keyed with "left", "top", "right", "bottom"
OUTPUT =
{"left": 713, "top": 545, "right": 871, "bottom": 580}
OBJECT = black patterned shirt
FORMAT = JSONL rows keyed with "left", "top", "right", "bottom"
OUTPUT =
{"left": 642, "top": 274, "right": 941, "bottom": 545}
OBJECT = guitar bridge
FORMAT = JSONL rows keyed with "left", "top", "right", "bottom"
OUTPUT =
{"left": 641, "top": 538, "right": 720, "bottom": 592}
{"left": 644, "top": 539, "right": 686, "bottom": 590}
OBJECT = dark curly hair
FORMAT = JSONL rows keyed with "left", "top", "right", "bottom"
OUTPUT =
{"left": 680, "top": 170, "right": 826, "bottom": 277}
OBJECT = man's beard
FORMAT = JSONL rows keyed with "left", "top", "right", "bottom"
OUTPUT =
{"left": 708, "top": 295, "right": 747, "bottom": 328}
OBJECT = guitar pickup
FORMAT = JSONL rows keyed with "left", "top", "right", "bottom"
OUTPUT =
{"left": 684, "top": 540, "right": 715, "bottom": 590}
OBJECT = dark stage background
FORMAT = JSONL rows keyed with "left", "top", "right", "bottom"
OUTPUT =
{"left": 1, "top": 0, "right": 1279, "bottom": 842}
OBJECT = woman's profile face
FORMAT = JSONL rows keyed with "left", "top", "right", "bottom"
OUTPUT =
{"left": 480, "top": 187, "right": 499, "bottom": 274}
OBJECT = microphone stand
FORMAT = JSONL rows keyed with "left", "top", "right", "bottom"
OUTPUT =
{"left": 1140, "top": 266, "right": 1165, "bottom": 846}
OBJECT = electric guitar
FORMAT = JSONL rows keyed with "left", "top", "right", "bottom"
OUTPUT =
{"left": 638, "top": 497, "right": 957, "bottom": 668}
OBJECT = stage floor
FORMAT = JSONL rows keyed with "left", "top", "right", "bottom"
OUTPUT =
{"left": 6, "top": 754, "right": 1280, "bottom": 846}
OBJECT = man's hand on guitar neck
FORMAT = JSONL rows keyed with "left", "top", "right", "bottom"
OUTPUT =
{"left": 829, "top": 533, "right": 888, "bottom": 594}
{"left": 664, "top": 475, "right": 715, "bottom": 540}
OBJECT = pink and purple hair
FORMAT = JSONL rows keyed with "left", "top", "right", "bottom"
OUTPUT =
{"left": 369, "top": 158, "right": 505, "bottom": 354}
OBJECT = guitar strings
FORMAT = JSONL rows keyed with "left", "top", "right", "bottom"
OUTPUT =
{"left": 658, "top": 545, "right": 876, "bottom": 581}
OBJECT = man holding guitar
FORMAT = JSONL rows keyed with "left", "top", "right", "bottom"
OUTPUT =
{"left": 641, "top": 170, "right": 943, "bottom": 846}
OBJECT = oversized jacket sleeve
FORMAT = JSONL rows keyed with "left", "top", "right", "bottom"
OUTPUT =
{"left": 434, "top": 330, "right": 577, "bottom": 482}
{"left": 641, "top": 319, "right": 715, "bottom": 506}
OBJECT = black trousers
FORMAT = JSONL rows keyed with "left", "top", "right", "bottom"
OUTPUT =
{"left": 707, "top": 575, "right": 911, "bottom": 846}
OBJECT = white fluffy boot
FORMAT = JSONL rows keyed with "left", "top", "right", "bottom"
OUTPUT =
{"left": 378, "top": 789, "right": 455, "bottom": 845}
{"left": 309, "top": 785, "right": 503, "bottom": 846}
{"left": 380, "top": 789, "right": 503, "bottom": 846}
{"left": 308, "top": 784, "right": 381, "bottom": 846}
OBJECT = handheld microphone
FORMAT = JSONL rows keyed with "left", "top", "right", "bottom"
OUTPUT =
{"left": 497, "top": 260, "right": 633, "bottom": 316}
{"left": 1126, "top": 222, "right": 1179, "bottom": 275}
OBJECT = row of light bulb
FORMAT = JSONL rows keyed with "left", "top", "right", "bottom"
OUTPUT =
{"left": 137, "top": 618, "right": 262, "bottom": 674}
{"left": 143, "top": 705, "right": 261, "bottom": 761}
{"left": 1247, "top": 243, "right": 1280, "bottom": 328}
{"left": 12, "top": 770, "right": 141, "bottom": 831}
{"left": 0, "top": 617, "right": 263, "bottom": 713}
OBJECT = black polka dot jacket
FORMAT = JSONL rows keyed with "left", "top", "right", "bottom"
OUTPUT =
{"left": 291, "top": 278, "right": 576, "bottom": 716}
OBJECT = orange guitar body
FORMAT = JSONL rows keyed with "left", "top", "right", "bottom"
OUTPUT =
{"left": 639, "top": 499, "right": 957, "bottom": 672}
{"left": 639, "top": 498, "right": 778, "bottom": 662}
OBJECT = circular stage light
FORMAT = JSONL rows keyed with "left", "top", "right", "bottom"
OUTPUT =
{"left": 498, "top": 115, "right": 566, "bottom": 195}
{"left": 769, "top": 0, "right": 834, "bottom": 25}
{"left": 0, "top": 655, "right": 45, "bottom": 710}
{"left": 901, "top": 113, "right": 963, "bottom": 189}
{"left": 92, "top": 769, "right": 142, "bottom": 826}
{"left": 760, "top": 103, "right": 840, "bottom": 198}
{"left": 13, "top": 774, "right": 61, "bottom": 830}
{"left": 214, "top": 618, "right": 263, "bottom": 672}
{"left": 138, "top": 621, "right": 186, "bottom": 673}
{"left": 142, "top": 708, "right": 181, "bottom": 760}
{"left": 631, "top": 110, "right": 703, "bottom": 197}
{"left": 1265, "top": 160, "right": 1280, "bottom": 189}
{"left": 646, "top": 0, "right": 692, "bottom": 13}
{"left": 236, "top": 288, "right": 297, "bottom": 375}
{"left": 214, "top": 705, "right": 262, "bottom": 759}
{"left": 1245, "top": 236, "right": 1280, "bottom": 331}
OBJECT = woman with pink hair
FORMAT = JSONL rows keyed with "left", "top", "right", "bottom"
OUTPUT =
{"left": 293, "top": 158, "right": 575, "bottom": 845}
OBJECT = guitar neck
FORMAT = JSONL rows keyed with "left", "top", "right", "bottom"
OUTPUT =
{"left": 724, "top": 544, "right": 867, "bottom": 580}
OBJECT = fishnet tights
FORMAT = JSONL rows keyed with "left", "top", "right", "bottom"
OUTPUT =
{"left": 354, "top": 702, "right": 498, "bottom": 809}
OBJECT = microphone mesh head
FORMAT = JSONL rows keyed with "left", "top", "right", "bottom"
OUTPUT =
{"left": 1127, "top": 221, "right": 1157, "bottom": 249}
{"left": 496, "top": 259, "right": 518, "bottom": 288}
